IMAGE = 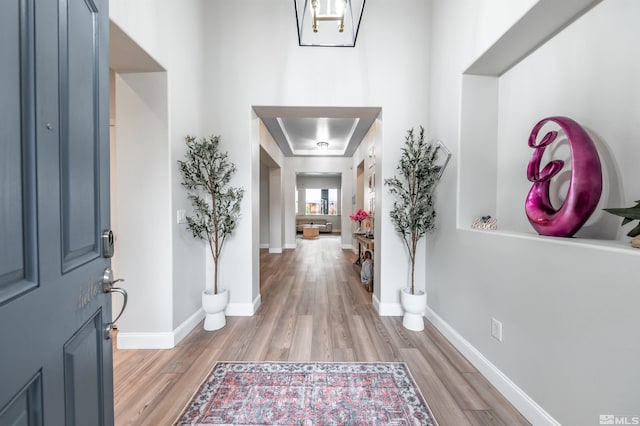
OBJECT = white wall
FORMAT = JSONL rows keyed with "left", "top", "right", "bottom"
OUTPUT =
{"left": 259, "top": 120, "right": 285, "bottom": 253}
{"left": 113, "top": 72, "right": 172, "bottom": 335}
{"left": 259, "top": 163, "right": 270, "bottom": 247}
{"left": 110, "top": 0, "right": 208, "bottom": 347}
{"left": 351, "top": 120, "right": 381, "bottom": 301}
{"left": 268, "top": 167, "right": 283, "bottom": 253}
{"left": 297, "top": 175, "right": 342, "bottom": 189}
{"left": 203, "top": 0, "right": 431, "bottom": 313}
{"left": 429, "top": 0, "right": 640, "bottom": 424}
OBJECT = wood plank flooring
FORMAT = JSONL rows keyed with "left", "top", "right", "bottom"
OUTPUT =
{"left": 113, "top": 235, "right": 530, "bottom": 425}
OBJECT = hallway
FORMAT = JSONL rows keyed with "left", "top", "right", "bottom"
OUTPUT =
{"left": 113, "top": 236, "right": 529, "bottom": 425}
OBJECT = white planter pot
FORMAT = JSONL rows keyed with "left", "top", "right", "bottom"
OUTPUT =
{"left": 202, "top": 288, "right": 229, "bottom": 331}
{"left": 400, "top": 287, "right": 426, "bottom": 331}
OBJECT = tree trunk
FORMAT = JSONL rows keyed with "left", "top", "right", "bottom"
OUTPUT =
{"left": 213, "top": 257, "right": 219, "bottom": 295}
{"left": 410, "top": 230, "right": 417, "bottom": 294}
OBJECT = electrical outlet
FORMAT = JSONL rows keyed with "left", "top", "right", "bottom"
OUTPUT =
{"left": 491, "top": 318, "right": 503, "bottom": 342}
{"left": 177, "top": 209, "right": 186, "bottom": 224}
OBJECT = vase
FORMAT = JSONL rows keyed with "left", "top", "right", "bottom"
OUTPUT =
{"left": 202, "top": 288, "right": 229, "bottom": 331}
{"left": 356, "top": 220, "right": 362, "bottom": 233}
{"left": 400, "top": 287, "right": 426, "bottom": 331}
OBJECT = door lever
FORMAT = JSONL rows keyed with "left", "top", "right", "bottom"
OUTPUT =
{"left": 103, "top": 267, "right": 128, "bottom": 340}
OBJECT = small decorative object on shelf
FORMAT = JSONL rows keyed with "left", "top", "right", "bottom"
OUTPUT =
{"left": 472, "top": 215, "right": 497, "bottom": 231}
{"left": 604, "top": 200, "right": 640, "bottom": 248}
{"left": 525, "top": 116, "right": 602, "bottom": 237}
{"left": 350, "top": 208, "right": 369, "bottom": 234}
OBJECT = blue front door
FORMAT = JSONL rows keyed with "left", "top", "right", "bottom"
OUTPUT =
{"left": 0, "top": 0, "right": 113, "bottom": 424}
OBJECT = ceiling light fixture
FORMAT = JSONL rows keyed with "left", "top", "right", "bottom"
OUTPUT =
{"left": 317, "top": 141, "right": 329, "bottom": 150}
{"left": 294, "top": 0, "right": 365, "bottom": 47}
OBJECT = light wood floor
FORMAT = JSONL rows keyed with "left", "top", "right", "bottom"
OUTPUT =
{"left": 113, "top": 236, "right": 529, "bottom": 425}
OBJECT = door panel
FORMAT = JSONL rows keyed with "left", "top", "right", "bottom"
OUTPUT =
{"left": 60, "top": 0, "right": 101, "bottom": 271}
{"left": 0, "top": 372, "right": 43, "bottom": 426}
{"left": 64, "top": 313, "right": 104, "bottom": 426}
{"left": 0, "top": 0, "right": 37, "bottom": 303}
{"left": 0, "top": 0, "right": 24, "bottom": 286}
{"left": 0, "top": 0, "right": 113, "bottom": 424}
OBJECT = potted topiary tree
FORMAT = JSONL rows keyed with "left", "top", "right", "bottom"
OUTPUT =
{"left": 384, "top": 126, "right": 450, "bottom": 331}
{"left": 178, "top": 135, "right": 244, "bottom": 331}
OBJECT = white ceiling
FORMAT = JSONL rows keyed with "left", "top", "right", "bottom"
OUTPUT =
{"left": 254, "top": 106, "right": 380, "bottom": 157}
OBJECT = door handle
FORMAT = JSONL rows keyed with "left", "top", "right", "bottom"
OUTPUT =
{"left": 103, "top": 267, "right": 128, "bottom": 340}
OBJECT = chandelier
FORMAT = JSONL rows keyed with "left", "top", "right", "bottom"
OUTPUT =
{"left": 294, "top": 0, "right": 366, "bottom": 47}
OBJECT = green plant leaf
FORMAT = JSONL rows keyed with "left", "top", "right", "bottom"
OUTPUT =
{"left": 603, "top": 207, "right": 640, "bottom": 221}
{"left": 627, "top": 222, "right": 640, "bottom": 238}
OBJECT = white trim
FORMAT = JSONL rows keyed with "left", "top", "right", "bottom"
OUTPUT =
{"left": 260, "top": 243, "right": 269, "bottom": 249}
{"left": 173, "top": 307, "right": 206, "bottom": 345}
{"left": 284, "top": 243, "right": 297, "bottom": 249}
{"left": 116, "top": 295, "right": 263, "bottom": 349}
{"left": 371, "top": 293, "right": 381, "bottom": 313}
{"left": 425, "top": 307, "right": 561, "bottom": 426}
{"left": 341, "top": 244, "right": 353, "bottom": 250}
{"left": 116, "top": 332, "right": 175, "bottom": 349}
{"left": 269, "top": 248, "right": 283, "bottom": 254}
{"left": 376, "top": 300, "right": 403, "bottom": 316}
{"left": 226, "top": 294, "right": 261, "bottom": 316}
{"left": 116, "top": 307, "right": 206, "bottom": 349}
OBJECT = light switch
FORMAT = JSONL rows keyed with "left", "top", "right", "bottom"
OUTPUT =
{"left": 491, "top": 318, "right": 503, "bottom": 342}
{"left": 177, "top": 209, "right": 186, "bottom": 224}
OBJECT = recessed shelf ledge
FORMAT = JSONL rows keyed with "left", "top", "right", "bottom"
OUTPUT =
{"left": 459, "top": 227, "right": 639, "bottom": 255}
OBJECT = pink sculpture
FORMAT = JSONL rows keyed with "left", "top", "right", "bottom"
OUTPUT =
{"left": 525, "top": 116, "right": 602, "bottom": 237}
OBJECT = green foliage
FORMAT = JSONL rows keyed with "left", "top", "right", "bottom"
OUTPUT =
{"left": 178, "top": 135, "right": 244, "bottom": 294}
{"left": 604, "top": 200, "right": 640, "bottom": 237}
{"left": 384, "top": 126, "right": 444, "bottom": 294}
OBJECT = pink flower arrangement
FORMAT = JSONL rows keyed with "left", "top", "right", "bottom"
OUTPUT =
{"left": 349, "top": 209, "right": 370, "bottom": 222}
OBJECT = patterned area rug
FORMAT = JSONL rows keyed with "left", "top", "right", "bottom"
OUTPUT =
{"left": 175, "top": 362, "right": 438, "bottom": 426}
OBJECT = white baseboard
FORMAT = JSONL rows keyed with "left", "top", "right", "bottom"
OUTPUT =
{"left": 372, "top": 294, "right": 381, "bottom": 313}
{"left": 117, "top": 332, "right": 175, "bottom": 349}
{"left": 269, "top": 248, "right": 283, "bottom": 254}
{"left": 117, "top": 294, "right": 263, "bottom": 349}
{"left": 226, "top": 294, "right": 261, "bottom": 316}
{"left": 174, "top": 307, "right": 206, "bottom": 345}
{"left": 116, "top": 307, "right": 206, "bottom": 349}
{"left": 376, "top": 299, "right": 403, "bottom": 316}
{"left": 260, "top": 243, "right": 269, "bottom": 249}
{"left": 341, "top": 244, "right": 354, "bottom": 250}
{"left": 284, "top": 243, "right": 297, "bottom": 249}
{"left": 425, "top": 307, "right": 560, "bottom": 426}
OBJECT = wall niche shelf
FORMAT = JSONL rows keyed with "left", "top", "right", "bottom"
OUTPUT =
{"left": 461, "top": 228, "right": 640, "bottom": 256}
{"left": 456, "top": 0, "right": 640, "bottom": 253}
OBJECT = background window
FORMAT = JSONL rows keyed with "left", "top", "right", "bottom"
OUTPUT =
{"left": 305, "top": 188, "right": 337, "bottom": 215}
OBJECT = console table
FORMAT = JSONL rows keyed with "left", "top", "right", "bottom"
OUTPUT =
{"left": 354, "top": 234, "right": 375, "bottom": 292}
{"left": 354, "top": 234, "right": 374, "bottom": 262}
